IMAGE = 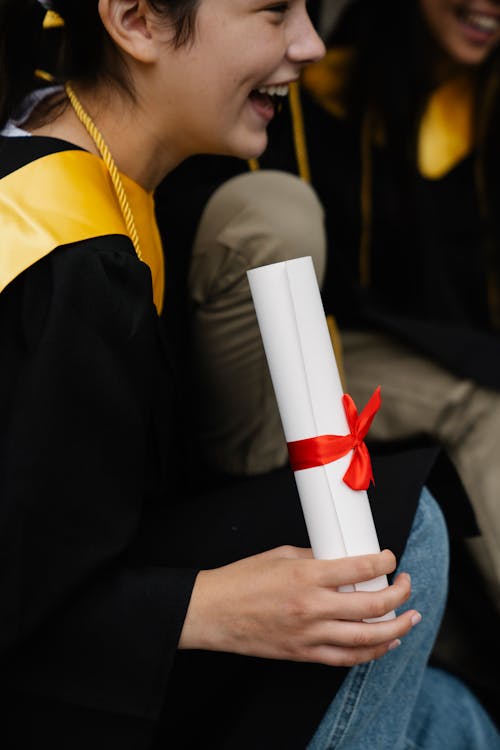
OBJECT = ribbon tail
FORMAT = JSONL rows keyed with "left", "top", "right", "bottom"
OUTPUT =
{"left": 356, "top": 386, "right": 382, "bottom": 439}
{"left": 343, "top": 442, "right": 375, "bottom": 491}
{"left": 342, "top": 393, "right": 359, "bottom": 433}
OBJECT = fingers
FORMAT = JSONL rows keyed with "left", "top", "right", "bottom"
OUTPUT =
{"left": 306, "top": 638, "right": 404, "bottom": 668}
{"left": 326, "top": 572, "right": 412, "bottom": 621}
{"left": 266, "top": 548, "right": 397, "bottom": 585}
{"left": 316, "top": 549, "right": 397, "bottom": 587}
{"left": 302, "top": 607, "right": 422, "bottom": 667}
{"left": 180, "top": 547, "right": 421, "bottom": 668}
{"left": 313, "top": 606, "right": 421, "bottom": 650}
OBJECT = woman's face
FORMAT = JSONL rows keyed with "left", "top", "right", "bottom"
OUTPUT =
{"left": 153, "top": 0, "right": 325, "bottom": 160}
{"left": 420, "top": 0, "right": 500, "bottom": 66}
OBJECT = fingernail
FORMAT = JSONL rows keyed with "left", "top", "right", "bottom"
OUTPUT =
{"left": 388, "top": 638, "right": 401, "bottom": 650}
{"left": 411, "top": 613, "right": 422, "bottom": 626}
{"left": 401, "top": 572, "right": 411, "bottom": 585}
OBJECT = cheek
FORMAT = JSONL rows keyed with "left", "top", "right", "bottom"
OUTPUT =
{"left": 420, "top": 0, "right": 454, "bottom": 44}
{"left": 490, "top": 33, "right": 500, "bottom": 55}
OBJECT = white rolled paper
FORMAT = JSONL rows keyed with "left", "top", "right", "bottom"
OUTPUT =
{"left": 247, "top": 256, "right": 394, "bottom": 621}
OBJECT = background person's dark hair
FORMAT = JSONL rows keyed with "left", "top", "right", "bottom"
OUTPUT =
{"left": 0, "top": 0, "right": 200, "bottom": 130}
{"left": 330, "top": 0, "right": 500, "bottom": 167}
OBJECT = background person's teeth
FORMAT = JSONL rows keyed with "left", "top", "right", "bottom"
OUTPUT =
{"left": 468, "top": 13, "right": 499, "bottom": 31}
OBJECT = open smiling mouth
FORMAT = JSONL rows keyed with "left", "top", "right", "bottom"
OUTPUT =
{"left": 249, "top": 84, "right": 290, "bottom": 115}
{"left": 459, "top": 9, "right": 500, "bottom": 36}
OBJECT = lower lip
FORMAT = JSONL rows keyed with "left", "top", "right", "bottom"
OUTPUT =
{"left": 458, "top": 16, "right": 500, "bottom": 45}
{"left": 249, "top": 93, "right": 275, "bottom": 124}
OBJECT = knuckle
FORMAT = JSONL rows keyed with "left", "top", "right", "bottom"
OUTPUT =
{"left": 351, "top": 628, "right": 371, "bottom": 648}
{"left": 292, "top": 559, "right": 321, "bottom": 590}
{"left": 356, "top": 557, "right": 376, "bottom": 581}
{"left": 285, "top": 641, "right": 306, "bottom": 660}
{"left": 339, "top": 651, "right": 360, "bottom": 668}
{"left": 284, "top": 592, "right": 312, "bottom": 622}
{"left": 289, "top": 560, "right": 310, "bottom": 588}
{"left": 298, "top": 644, "right": 316, "bottom": 662}
{"left": 278, "top": 544, "right": 299, "bottom": 558}
{"left": 365, "top": 597, "right": 386, "bottom": 620}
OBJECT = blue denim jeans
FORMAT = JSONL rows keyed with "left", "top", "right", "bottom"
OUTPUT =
{"left": 308, "top": 488, "right": 500, "bottom": 749}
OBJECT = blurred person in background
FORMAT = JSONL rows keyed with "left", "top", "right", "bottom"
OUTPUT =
{"left": 155, "top": 0, "right": 500, "bottom": 728}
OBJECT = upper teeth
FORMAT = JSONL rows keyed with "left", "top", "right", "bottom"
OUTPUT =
{"left": 466, "top": 12, "right": 500, "bottom": 32}
{"left": 258, "top": 84, "right": 289, "bottom": 97}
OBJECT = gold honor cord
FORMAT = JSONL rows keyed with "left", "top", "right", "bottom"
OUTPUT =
{"left": 289, "top": 80, "right": 311, "bottom": 184}
{"left": 65, "top": 83, "right": 143, "bottom": 261}
{"left": 247, "top": 82, "right": 311, "bottom": 183}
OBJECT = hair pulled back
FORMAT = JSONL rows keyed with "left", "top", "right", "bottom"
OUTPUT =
{"left": 0, "top": 0, "right": 199, "bottom": 129}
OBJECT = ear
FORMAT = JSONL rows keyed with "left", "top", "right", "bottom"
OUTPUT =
{"left": 98, "top": 0, "right": 165, "bottom": 64}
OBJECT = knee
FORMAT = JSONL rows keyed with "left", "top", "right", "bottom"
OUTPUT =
{"left": 233, "top": 170, "right": 327, "bottom": 281}
{"left": 399, "top": 488, "right": 450, "bottom": 623}
{"left": 189, "top": 170, "right": 327, "bottom": 305}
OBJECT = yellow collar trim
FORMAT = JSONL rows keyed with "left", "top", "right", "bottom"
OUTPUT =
{"left": 301, "top": 47, "right": 354, "bottom": 119}
{"left": 302, "top": 48, "right": 476, "bottom": 179}
{"left": 417, "top": 73, "right": 475, "bottom": 179}
{"left": 0, "top": 149, "right": 164, "bottom": 313}
{"left": 43, "top": 10, "right": 64, "bottom": 29}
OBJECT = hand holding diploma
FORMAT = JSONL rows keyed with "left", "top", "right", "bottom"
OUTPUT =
{"left": 180, "top": 260, "right": 422, "bottom": 663}
{"left": 247, "top": 257, "right": 395, "bottom": 619}
{"left": 179, "top": 547, "right": 421, "bottom": 665}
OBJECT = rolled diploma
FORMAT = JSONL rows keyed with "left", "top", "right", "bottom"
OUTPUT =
{"left": 247, "top": 256, "right": 394, "bottom": 621}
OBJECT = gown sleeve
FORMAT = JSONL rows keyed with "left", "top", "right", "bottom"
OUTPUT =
{"left": 0, "top": 234, "right": 198, "bottom": 745}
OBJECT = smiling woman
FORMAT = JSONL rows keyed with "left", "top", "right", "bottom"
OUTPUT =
{"left": 420, "top": 0, "right": 500, "bottom": 66}
{"left": 122, "top": 0, "right": 327, "bottom": 169}
{"left": 0, "top": 0, "right": 450, "bottom": 748}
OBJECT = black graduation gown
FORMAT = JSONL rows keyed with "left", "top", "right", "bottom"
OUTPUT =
{"left": 0, "top": 135, "right": 434, "bottom": 749}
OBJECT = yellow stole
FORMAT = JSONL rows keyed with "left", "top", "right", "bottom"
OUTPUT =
{"left": 302, "top": 48, "right": 475, "bottom": 179}
{"left": 417, "top": 74, "right": 474, "bottom": 178}
{"left": 0, "top": 149, "right": 165, "bottom": 313}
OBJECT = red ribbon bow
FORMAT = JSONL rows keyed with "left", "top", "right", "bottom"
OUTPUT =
{"left": 286, "top": 386, "right": 381, "bottom": 490}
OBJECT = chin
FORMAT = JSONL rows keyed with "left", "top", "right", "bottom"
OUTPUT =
{"left": 448, "top": 42, "right": 495, "bottom": 67}
{"left": 225, "top": 131, "right": 269, "bottom": 161}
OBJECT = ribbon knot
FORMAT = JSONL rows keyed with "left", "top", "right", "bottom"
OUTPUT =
{"left": 286, "top": 386, "right": 381, "bottom": 491}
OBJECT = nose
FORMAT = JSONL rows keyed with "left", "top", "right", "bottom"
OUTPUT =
{"left": 287, "top": 12, "right": 326, "bottom": 65}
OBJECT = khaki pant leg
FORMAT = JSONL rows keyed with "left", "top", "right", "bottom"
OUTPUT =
{"left": 189, "top": 170, "right": 326, "bottom": 475}
{"left": 440, "top": 390, "right": 500, "bottom": 609}
{"left": 341, "top": 331, "right": 474, "bottom": 440}
{"left": 343, "top": 330, "right": 500, "bottom": 608}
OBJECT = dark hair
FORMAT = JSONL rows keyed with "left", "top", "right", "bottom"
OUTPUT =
{"left": 330, "top": 0, "right": 446, "bottom": 168}
{"left": 0, "top": 0, "right": 199, "bottom": 129}
{"left": 331, "top": 0, "right": 500, "bottom": 165}
{"left": 329, "top": 0, "right": 500, "bottom": 320}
